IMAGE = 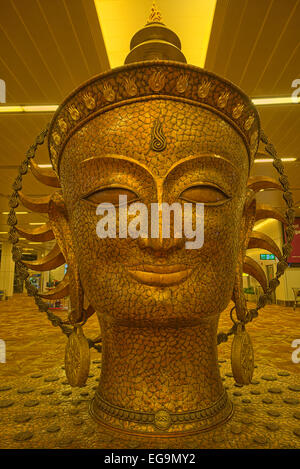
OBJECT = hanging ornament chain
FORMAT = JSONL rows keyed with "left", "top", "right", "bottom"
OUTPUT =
{"left": 7, "top": 124, "right": 101, "bottom": 353}
{"left": 217, "top": 130, "right": 295, "bottom": 345}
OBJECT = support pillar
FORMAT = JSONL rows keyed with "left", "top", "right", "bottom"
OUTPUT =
{"left": 0, "top": 241, "right": 15, "bottom": 298}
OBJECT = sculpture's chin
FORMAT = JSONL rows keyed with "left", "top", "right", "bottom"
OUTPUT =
{"left": 84, "top": 273, "right": 231, "bottom": 327}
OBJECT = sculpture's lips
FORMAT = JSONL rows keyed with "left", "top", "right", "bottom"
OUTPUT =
{"left": 127, "top": 264, "right": 192, "bottom": 286}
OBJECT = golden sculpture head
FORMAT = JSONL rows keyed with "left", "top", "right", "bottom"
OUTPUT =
{"left": 12, "top": 11, "right": 294, "bottom": 436}
{"left": 39, "top": 60, "right": 264, "bottom": 433}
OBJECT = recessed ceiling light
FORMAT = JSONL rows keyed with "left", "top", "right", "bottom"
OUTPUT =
{"left": 0, "top": 231, "right": 8, "bottom": 234}
{"left": 37, "top": 164, "right": 53, "bottom": 168}
{"left": 29, "top": 222, "right": 46, "bottom": 225}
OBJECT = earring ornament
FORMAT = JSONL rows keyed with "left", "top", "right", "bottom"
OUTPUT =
{"left": 231, "top": 321, "right": 254, "bottom": 385}
{"left": 65, "top": 311, "right": 90, "bottom": 387}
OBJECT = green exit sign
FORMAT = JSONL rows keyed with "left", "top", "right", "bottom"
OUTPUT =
{"left": 260, "top": 254, "right": 275, "bottom": 260}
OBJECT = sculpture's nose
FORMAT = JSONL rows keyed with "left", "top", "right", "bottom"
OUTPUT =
{"left": 137, "top": 198, "right": 185, "bottom": 254}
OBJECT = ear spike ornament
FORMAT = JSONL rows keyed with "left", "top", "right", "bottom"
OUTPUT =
{"left": 225, "top": 131, "right": 295, "bottom": 385}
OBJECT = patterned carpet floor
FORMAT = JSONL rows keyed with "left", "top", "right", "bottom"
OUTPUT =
{"left": 0, "top": 293, "right": 299, "bottom": 449}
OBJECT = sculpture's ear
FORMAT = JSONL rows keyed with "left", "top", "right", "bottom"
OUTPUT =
{"left": 48, "top": 192, "right": 84, "bottom": 323}
{"left": 232, "top": 190, "right": 256, "bottom": 321}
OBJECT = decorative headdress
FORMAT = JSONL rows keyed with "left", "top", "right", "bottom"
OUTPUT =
{"left": 47, "top": 61, "right": 260, "bottom": 176}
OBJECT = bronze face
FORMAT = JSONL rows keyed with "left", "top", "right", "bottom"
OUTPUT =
{"left": 59, "top": 99, "right": 249, "bottom": 327}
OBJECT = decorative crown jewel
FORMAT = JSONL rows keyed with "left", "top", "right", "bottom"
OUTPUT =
{"left": 147, "top": 2, "right": 163, "bottom": 24}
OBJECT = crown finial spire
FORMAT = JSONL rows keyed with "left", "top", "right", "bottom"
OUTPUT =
{"left": 147, "top": 1, "right": 163, "bottom": 24}
{"left": 124, "top": 3, "right": 186, "bottom": 64}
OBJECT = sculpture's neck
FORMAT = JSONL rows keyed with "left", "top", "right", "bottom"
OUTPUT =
{"left": 91, "top": 314, "right": 233, "bottom": 435}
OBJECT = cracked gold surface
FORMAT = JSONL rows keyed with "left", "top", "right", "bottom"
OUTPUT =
{"left": 53, "top": 99, "right": 250, "bottom": 434}
{"left": 5, "top": 12, "right": 297, "bottom": 444}
{"left": 7, "top": 57, "right": 297, "bottom": 441}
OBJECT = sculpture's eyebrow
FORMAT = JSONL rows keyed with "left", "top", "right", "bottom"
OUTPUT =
{"left": 79, "top": 154, "right": 239, "bottom": 188}
{"left": 80, "top": 155, "right": 155, "bottom": 179}
{"left": 164, "top": 154, "right": 239, "bottom": 179}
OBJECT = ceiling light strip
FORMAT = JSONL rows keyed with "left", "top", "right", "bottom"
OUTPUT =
{"left": 252, "top": 97, "right": 300, "bottom": 105}
{"left": 0, "top": 105, "right": 58, "bottom": 114}
{"left": 254, "top": 158, "right": 297, "bottom": 163}
{"left": 2, "top": 211, "right": 28, "bottom": 214}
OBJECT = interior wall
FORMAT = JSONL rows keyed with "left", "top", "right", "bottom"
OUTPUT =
{"left": 247, "top": 219, "right": 300, "bottom": 303}
{"left": 49, "top": 264, "right": 65, "bottom": 283}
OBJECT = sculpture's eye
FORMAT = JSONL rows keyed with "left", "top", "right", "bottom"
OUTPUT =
{"left": 83, "top": 187, "right": 138, "bottom": 207}
{"left": 179, "top": 184, "right": 230, "bottom": 206}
